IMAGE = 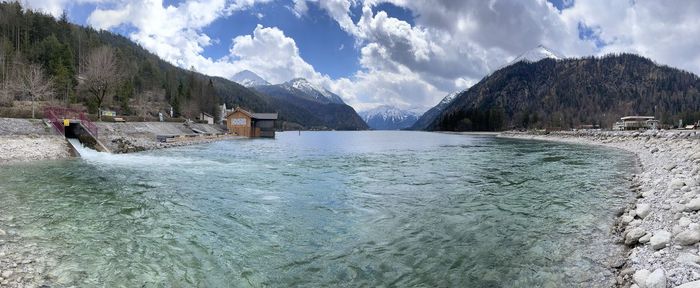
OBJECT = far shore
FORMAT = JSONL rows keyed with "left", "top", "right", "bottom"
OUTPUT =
{"left": 440, "top": 131, "right": 501, "bottom": 136}
{"left": 500, "top": 129, "right": 700, "bottom": 288}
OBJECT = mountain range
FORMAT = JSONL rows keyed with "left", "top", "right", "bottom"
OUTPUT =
{"left": 231, "top": 71, "right": 367, "bottom": 130}
{"left": 5, "top": 3, "right": 698, "bottom": 134}
{"left": 359, "top": 105, "right": 420, "bottom": 130}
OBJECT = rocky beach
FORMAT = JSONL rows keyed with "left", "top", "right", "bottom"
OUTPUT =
{"left": 502, "top": 130, "right": 700, "bottom": 288}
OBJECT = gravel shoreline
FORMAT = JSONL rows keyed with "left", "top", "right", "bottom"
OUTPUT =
{"left": 0, "top": 135, "right": 72, "bottom": 164}
{"left": 501, "top": 130, "right": 700, "bottom": 288}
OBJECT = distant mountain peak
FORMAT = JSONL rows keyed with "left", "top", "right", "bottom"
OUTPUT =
{"left": 231, "top": 70, "right": 270, "bottom": 87}
{"left": 510, "top": 45, "right": 564, "bottom": 64}
{"left": 281, "top": 77, "right": 345, "bottom": 104}
{"left": 360, "top": 105, "right": 420, "bottom": 130}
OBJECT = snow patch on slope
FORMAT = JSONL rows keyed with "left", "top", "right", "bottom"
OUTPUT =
{"left": 284, "top": 78, "right": 345, "bottom": 104}
{"left": 510, "top": 45, "right": 563, "bottom": 64}
{"left": 231, "top": 70, "right": 270, "bottom": 87}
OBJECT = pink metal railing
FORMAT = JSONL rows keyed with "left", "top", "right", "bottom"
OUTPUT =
{"left": 43, "top": 107, "right": 98, "bottom": 138}
{"left": 44, "top": 107, "right": 65, "bottom": 135}
{"left": 79, "top": 113, "right": 98, "bottom": 138}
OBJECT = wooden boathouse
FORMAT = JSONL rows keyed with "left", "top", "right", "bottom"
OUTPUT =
{"left": 225, "top": 107, "right": 278, "bottom": 138}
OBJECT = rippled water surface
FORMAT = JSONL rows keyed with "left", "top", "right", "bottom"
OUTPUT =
{"left": 0, "top": 131, "right": 637, "bottom": 287}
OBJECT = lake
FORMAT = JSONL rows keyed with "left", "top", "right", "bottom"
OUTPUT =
{"left": 0, "top": 131, "right": 636, "bottom": 287}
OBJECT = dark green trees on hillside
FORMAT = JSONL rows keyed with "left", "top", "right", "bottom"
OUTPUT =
{"left": 430, "top": 55, "right": 700, "bottom": 131}
{"left": 0, "top": 2, "right": 229, "bottom": 120}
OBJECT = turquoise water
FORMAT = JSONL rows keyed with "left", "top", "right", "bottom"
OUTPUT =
{"left": 0, "top": 131, "right": 636, "bottom": 287}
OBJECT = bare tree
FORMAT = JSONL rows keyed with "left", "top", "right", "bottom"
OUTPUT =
{"left": 9, "top": 63, "right": 54, "bottom": 118}
{"left": 0, "top": 49, "right": 6, "bottom": 106}
{"left": 80, "top": 46, "right": 122, "bottom": 120}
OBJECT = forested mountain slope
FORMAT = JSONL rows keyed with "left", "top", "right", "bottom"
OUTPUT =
{"left": 428, "top": 54, "right": 700, "bottom": 131}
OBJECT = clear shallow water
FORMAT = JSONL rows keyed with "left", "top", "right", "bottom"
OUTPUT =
{"left": 0, "top": 131, "right": 636, "bottom": 287}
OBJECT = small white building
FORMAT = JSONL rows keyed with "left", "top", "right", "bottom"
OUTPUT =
{"left": 220, "top": 103, "right": 234, "bottom": 124}
{"left": 199, "top": 112, "right": 214, "bottom": 125}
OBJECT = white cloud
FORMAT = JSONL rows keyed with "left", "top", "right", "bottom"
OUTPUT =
{"left": 83, "top": 1, "right": 334, "bottom": 95}
{"left": 41, "top": 0, "right": 700, "bottom": 112}
{"left": 314, "top": 0, "right": 700, "bottom": 110}
{"left": 560, "top": 0, "right": 700, "bottom": 75}
{"left": 21, "top": 0, "right": 106, "bottom": 17}
{"left": 288, "top": 0, "right": 593, "bottom": 111}
{"left": 292, "top": 0, "right": 358, "bottom": 36}
{"left": 222, "top": 24, "right": 325, "bottom": 84}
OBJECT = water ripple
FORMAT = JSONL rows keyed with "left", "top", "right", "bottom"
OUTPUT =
{"left": 0, "top": 131, "right": 635, "bottom": 287}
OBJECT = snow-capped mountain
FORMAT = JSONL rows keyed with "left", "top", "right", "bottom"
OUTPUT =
{"left": 437, "top": 91, "right": 458, "bottom": 107}
{"left": 250, "top": 78, "right": 366, "bottom": 130}
{"left": 360, "top": 105, "right": 420, "bottom": 130}
{"left": 410, "top": 91, "right": 462, "bottom": 130}
{"left": 281, "top": 78, "right": 345, "bottom": 104}
{"left": 509, "top": 45, "right": 563, "bottom": 65}
{"left": 231, "top": 70, "right": 270, "bottom": 87}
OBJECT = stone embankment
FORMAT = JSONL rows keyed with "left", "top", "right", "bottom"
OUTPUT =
{"left": 0, "top": 118, "right": 71, "bottom": 164}
{"left": 0, "top": 118, "right": 238, "bottom": 160}
{"left": 96, "top": 122, "right": 239, "bottom": 153}
{"left": 503, "top": 130, "right": 700, "bottom": 288}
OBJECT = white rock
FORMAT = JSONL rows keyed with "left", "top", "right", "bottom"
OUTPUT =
{"left": 677, "top": 281, "right": 700, "bottom": 288}
{"left": 650, "top": 231, "right": 672, "bottom": 250}
{"left": 677, "top": 253, "right": 700, "bottom": 264}
{"left": 679, "top": 217, "right": 692, "bottom": 227}
{"left": 676, "top": 230, "right": 700, "bottom": 245}
{"left": 626, "top": 228, "right": 648, "bottom": 245}
{"left": 0, "top": 271, "right": 11, "bottom": 278}
{"left": 637, "top": 203, "right": 652, "bottom": 219}
{"left": 634, "top": 269, "right": 651, "bottom": 288}
{"left": 640, "top": 233, "right": 652, "bottom": 244}
{"left": 672, "top": 179, "right": 686, "bottom": 189}
{"left": 690, "top": 223, "right": 700, "bottom": 231}
{"left": 0, "top": 229, "right": 5, "bottom": 236}
{"left": 686, "top": 198, "right": 700, "bottom": 211}
{"left": 621, "top": 215, "right": 634, "bottom": 225}
{"left": 645, "top": 268, "right": 666, "bottom": 288}
{"left": 630, "top": 210, "right": 638, "bottom": 218}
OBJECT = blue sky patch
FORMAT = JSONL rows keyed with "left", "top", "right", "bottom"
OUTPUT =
{"left": 577, "top": 22, "right": 606, "bottom": 48}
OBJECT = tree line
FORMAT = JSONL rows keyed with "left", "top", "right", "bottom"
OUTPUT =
{"left": 0, "top": 2, "right": 220, "bottom": 121}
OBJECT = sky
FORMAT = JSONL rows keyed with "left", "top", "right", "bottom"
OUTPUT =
{"left": 18, "top": 0, "right": 700, "bottom": 112}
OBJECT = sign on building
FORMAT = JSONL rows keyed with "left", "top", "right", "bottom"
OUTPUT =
{"left": 232, "top": 118, "right": 247, "bottom": 126}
